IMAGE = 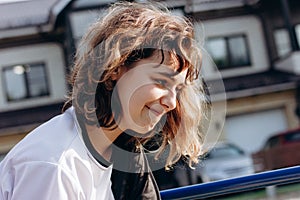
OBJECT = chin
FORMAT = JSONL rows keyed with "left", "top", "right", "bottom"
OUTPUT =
{"left": 137, "top": 126, "right": 156, "bottom": 135}
{"left": 124, "top": 117, "right": 165, "bottom": 137}
{"left": 128, "top": 124, "right": 157, "bottom": 137}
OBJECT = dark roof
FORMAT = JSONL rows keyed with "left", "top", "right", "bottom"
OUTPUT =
{"left": 206, "top": 70, "right": 300, "bottom": 100}
{"left": 224, "top": 70, "right": 298, "bottom": 91}
{"left": 0, "top": 0, "right": 72, "bottom": 30}
{"left": 0, "top": 102, "right": 64, "bottom": 135}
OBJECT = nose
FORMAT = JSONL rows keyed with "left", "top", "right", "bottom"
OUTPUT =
{"left": 161, "top": 89, "right": 177, "bottom": 111}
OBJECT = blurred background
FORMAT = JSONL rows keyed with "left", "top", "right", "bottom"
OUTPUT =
{"left": 0, "top": 0, "right": 300, "bottom": 198}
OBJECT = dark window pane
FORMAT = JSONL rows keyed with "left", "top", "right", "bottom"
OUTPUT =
{"left": 269, "top": 137, "right": 280, "bottom": 148}
{"left": 208, "top": 145, "right": 243, "bottom": 158}
{"left": 274, "top": 29, "right": 292, "bottom": 57}
{"left": 27, "top": 64, "right": 49, "bottom": 97}
{"left": 206, "top": 38, "right": 229, "bottom": 69}
{"left": 228, "top": 36, "right": 250, "bottom": 66}
{"left": 3, "top": 63, "right": 49, "bottom": 101}
{"left": 3, "top": 65, "right": 27, "bottom": 101}
{"left": 285, "top": 132, "right": 300, "bottom": 142}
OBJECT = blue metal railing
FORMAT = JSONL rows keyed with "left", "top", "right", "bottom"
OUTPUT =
{"left": 160, "top": 166, "right": 300, "bottom": 199}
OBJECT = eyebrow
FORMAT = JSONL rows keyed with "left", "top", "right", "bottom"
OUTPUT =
{"left": 156, "top": 71, "right": 187, "bottom": 88}
{"left": 157, "top": 71, "right": 179, "bottom": 81}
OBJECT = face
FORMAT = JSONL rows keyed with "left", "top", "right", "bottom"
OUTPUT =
{"left": 113, "top": 52, "right": 188, "bottom": 134}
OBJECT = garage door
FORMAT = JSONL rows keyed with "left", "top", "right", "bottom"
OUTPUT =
{"left": 224, "top": 108, "right": 288, "bottom": 154}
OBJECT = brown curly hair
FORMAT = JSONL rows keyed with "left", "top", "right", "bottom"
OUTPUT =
{"left": 63, "top": 1, "right": 205, "bottom": 168}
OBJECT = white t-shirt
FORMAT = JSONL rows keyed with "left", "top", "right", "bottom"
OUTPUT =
{"left": 0, "top": 107, "right": 115, "bottom": 200}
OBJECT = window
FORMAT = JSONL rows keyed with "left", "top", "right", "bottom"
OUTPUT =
{"left": 285, "top": 131, "right": 300, "bottom": 142}
{"left": 69, "top": 9, "right": 106, "bottom": 48}
{"left": 205, "top": 34, "right": 251, "bottom": 70}
{"left": 269, "top": 137, "right": 280, "bottom": 148}
{"left": 207, "top": 144, "right": 244, "bottom": 159}
{"left": 3, "top": 63, "right": 49, "bottom": 102}
{"left": 274, "top": 29, "right": 292, "bottom": 58}
{"left": 170, "top": 7, "right": 184, "bottom": 17}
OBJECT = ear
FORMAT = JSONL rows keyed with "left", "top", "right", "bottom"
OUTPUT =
{"left": 111, "top": 66, "right": 127, "bottom": 80}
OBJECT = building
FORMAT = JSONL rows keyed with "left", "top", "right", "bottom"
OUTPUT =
{"left": 0, "top": 0, "right": 73, "bottom": 159}
{"left": 0, "top": 0, "right": 299, "bottom": 167}
{"left": 191, "top": 0, "right": 300, "bottom": 154}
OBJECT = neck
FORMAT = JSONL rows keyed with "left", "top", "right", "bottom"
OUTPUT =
{"left": 85, "top": 124, "right": 123, "bottom": 161}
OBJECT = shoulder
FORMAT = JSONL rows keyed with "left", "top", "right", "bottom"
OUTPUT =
{"left": 1, "top": 107, "right": 82, "bottom": 168}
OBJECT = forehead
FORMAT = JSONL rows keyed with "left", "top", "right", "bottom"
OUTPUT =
{"left": 130, "top": 50, "right": 181, "bottom": 72}
{"left": 130, "top": 55, "right": 188, "bottom": 83}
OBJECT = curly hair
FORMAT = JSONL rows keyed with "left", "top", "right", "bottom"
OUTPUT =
{"left": 63, "top": 1, "right": 206, "bottom": 168}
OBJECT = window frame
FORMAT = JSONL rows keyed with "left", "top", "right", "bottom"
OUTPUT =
{"left": 273, "top": 28, "right": 292, "bottom": 58}
{"left": 205, "top": 33, "right": 252, "bottom": 70}
{"left": 274, "top": 24, "right": 300, "bottom": 58}
{"left": 2, "top": 62, "right": 50, "bottom": 102}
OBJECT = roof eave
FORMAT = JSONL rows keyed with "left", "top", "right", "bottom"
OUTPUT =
{"left": 0, "top": 0, "right": 73, "bottom": 40}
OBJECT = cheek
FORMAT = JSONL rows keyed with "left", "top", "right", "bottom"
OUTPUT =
{"left": 116, "top": 81, "right": 163, "bottom": 120}
{"left": 124, "top": 85, "right": 162, "bottom": 121}
{"left": 129, "top": 85, "right": 161, "bottom": 107}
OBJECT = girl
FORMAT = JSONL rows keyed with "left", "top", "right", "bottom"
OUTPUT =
{"left": 0, "top": 2, "right": 205, "bottom": 199}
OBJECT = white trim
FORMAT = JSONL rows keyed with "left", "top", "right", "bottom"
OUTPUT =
{"left": 0, "top": 27, "right": 40, "bottom": 39}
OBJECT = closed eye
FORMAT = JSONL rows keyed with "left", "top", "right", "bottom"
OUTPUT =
{"left": 155, "top": 79, "right": 167, "bottom": 87}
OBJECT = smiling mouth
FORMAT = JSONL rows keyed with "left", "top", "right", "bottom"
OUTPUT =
{"left": 146, "top": 106, "right": 163, "bottom": 117}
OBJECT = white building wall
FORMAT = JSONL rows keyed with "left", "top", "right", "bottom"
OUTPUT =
{"left": 0, "top": 43, "right": 67, "bottom": 111}
{"left": 195, "top": 15, "right": 269, "bottom": 80}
